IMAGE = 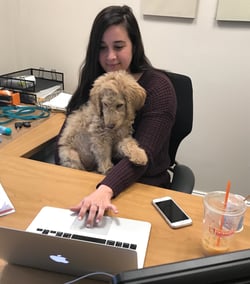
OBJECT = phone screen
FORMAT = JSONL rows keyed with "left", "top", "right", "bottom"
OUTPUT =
{"left": 155, "top": 199, "right": 189, "bottom": 223}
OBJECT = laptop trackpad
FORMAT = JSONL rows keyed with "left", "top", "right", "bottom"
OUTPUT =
{"left": 70, "top": 215, "right": 112, "bottom": 235}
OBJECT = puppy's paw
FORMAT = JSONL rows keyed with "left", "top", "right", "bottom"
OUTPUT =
{"left": 59, "top": 149, "right": 83, "bottom": 170}
{"left": 129, "top": 148, "right": 148, "bottom": 166}
{"left": 61, "top": 158, "right": 83, "bottom": 170}
{"left": 97, "top": 162, "right": 114, "bottom": 175}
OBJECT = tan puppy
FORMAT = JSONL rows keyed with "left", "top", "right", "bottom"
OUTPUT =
{"left": 58, "top": 70, "right": 148, "bottom": 174}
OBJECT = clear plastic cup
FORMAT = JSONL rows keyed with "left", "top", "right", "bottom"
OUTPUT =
{"left": 201, "top": 191, "right": 247, "bottom": 256}
{"left": 234, "top": 194, "right": 247, "bottom": 232}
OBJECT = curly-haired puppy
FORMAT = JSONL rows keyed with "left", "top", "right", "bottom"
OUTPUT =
{"left": 58, "top": 70, "right": 148, "bottom": 174}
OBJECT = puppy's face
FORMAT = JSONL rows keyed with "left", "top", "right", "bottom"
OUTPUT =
{"left": 100, "top": 90, "right": 127, "bottom": 129}
{"left": 90, "top": 70, "right": 146, "bottom": 129}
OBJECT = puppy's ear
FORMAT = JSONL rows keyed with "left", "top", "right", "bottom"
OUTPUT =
{"left": 89, "top": 74, "right": 107, "bottom": 117}
{"left": 89, "top": 79, "right": 104, "bottom": 116}
{"left": 124, "top": 81, "right": 146, "bottom": 119}
{"left": 123, "top": 83, "right": 146, "bottom": 122}
{"left": 128, "top": 84, "right": 146, "bottom": 111}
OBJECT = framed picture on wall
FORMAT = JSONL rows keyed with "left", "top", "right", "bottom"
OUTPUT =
{"left": 141, "top": 0, "right": 199, "bottom": 19}
{"left": 216, "top": 0, "right": 250, "bottom": 22}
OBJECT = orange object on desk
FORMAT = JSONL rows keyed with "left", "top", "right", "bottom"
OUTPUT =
{"left": 0, "top": 90, "right": 21, "bottom": 105}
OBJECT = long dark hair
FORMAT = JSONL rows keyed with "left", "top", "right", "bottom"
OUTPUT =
{"left": 67, "top": 5, "right": 152, "bottom": 113}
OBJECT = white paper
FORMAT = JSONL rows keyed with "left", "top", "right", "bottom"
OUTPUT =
{"left": 0, "top": 183, "right": 15, "bottom": 216}
{"left": 42, "top": 91, "right": 72, "bottom": 111}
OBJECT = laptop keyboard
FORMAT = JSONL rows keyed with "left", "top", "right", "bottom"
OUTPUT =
{"left": 35, "top": 228, "right": 137, "bottom": 250}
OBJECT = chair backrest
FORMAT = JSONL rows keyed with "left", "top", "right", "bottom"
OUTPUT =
{"left": 164, "top": 71, "right": 193, "bottom": 166}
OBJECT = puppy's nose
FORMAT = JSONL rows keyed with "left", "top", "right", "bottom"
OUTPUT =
{"left": 107, "top": 123, "right": 115, "bottom": 129}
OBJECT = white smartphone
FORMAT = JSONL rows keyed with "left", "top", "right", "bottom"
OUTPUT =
{"left": 152, "top": 196, "right": 192, "bottom": 229}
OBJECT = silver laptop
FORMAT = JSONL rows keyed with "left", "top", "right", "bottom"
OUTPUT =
{"left": 0, "top": 206, "right": 151, "bottom": 277}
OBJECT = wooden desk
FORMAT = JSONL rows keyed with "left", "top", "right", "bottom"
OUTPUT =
{"left": 0, "top": 115, "right": 249, "bottom": 283}
{"left": 0, "top": 112, "right": 65, "bottom": 157}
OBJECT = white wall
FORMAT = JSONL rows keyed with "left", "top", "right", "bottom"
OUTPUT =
{"left": 1, "top": 0, "right": 250, "bottom": 196}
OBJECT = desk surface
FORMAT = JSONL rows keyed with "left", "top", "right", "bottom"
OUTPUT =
{"left": 0, "top": 112, "right": 65, "bottom": 157}
{"left": 0, "top": 114, "right": 249, "bottom": 283}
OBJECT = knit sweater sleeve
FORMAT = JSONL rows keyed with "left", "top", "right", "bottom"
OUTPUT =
{"left": 99, "top": 69, "right": 177, "bottom": 197}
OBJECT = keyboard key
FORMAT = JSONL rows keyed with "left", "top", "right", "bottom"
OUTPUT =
{"left": 115, "top": 241, "right": 122, "bottom": 247}
{"left": 71, "top": 234, "right": 106, "bottom": 244}
{"left": 63, "top": 233, "right": 72, "bottom": 238}
{"left": 130, "top": 244, "right": 137, "bottom": 250}
{"left": 107, "top": 240, "right": 115, "bottom": 246}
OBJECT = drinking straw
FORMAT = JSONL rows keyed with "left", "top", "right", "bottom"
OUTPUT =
{"left": 216, "top": 180, "right": 231, "bottom": 246}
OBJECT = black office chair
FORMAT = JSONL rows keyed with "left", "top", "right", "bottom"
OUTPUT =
{"left": 165, "top": 71, "right": 195, "bottom": 194}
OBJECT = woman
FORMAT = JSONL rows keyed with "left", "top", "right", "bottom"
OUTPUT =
{"left": 55, "top": 5, "right": 177, "bottom": 227}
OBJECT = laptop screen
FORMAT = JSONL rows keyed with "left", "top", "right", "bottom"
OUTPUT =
{"left": 115, "top": 249, "right": 250, "bottom": 284}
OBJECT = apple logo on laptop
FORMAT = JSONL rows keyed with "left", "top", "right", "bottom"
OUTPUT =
{"left": 49, "top": 254, "right": 69, "bottom": 264}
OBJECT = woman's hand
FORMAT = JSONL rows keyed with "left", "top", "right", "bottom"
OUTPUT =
{"left": 70, "top": 185, "right": 118, "bottom": 227}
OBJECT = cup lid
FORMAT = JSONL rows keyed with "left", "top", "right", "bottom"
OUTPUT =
{"left": 204, "top": 191, "right": 246, "bottom": 216}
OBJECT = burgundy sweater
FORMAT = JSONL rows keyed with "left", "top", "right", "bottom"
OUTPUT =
{"left": 55, "top": 69, "right": 177, "bottom": 197}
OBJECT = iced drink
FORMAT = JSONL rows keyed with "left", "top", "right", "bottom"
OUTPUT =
{"left": 202, "top": 191, "right": 246, "bottom": 256}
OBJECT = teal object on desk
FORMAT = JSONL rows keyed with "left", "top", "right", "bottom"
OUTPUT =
{"left": 0, "top": 125, "right": 12, "bottom": 135}
{"left": 0, "top": 105, "right": 50, "bottom": 124}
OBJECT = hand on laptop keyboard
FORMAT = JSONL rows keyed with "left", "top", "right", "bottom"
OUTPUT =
{"left": 70, "top": 185, "right": 118, "bottom": 227}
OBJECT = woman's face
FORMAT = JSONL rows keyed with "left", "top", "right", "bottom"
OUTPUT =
{"left": 99, "top": 24, "right": 133, "bottom": 73}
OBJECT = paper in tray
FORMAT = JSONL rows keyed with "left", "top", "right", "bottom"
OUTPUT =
{"left": 42, "top": 91, "right": 72, "bottom": 111}
{"left": 0, "top": 183, "right": 15, "bottom": 216}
